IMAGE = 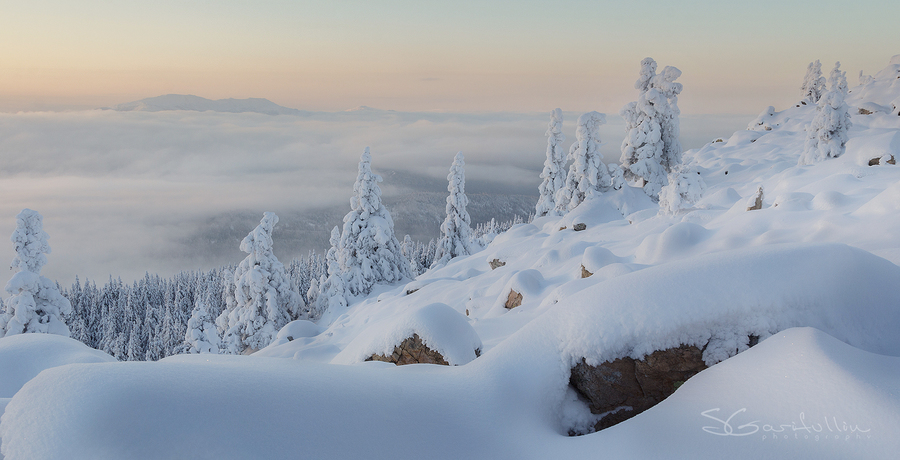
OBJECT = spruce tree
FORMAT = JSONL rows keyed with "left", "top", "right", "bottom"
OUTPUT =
{"left": 433, "top": 152, "right": 475, "bottom": 267}
{"left": 556, "top": 111, "right": 612, "bottom": 212}
{"left": 337, "top": 147, "right": 409, "bottom": 294}
{"left": 800, "top": 60, "right": 827, "bottom": 105}
{"left": 220, "top": 212, "right": 302, "bottom": 353}
{"left": 799, "top": 62, "right": 852, "bottom": 165}
{"left": 620, "top": 58, "right": 683, "bottom": 200}
{"left": 0, "top": 209, "right": 72, "bottom": 337}
{"left": 535, "top": 109, "right": 566, "bottom": 217}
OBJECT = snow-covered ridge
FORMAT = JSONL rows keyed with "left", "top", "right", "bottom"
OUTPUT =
{"left": 107, "top": 94, "right": 306, "bottom": 115}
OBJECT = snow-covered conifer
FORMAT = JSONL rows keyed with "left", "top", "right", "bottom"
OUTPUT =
{"left": 336, "top": 148, "right": 410, "bottom": 295}
{"left": 635, "top": 57, "right": 657, "bottom": 93}
{"left": 313, "top": 226, "right": 348, "bottom": 319}
{"left": 653, "top": 66, "right": 684, "bottom": 171}
{"left": 535, "top": 109, "right": 566, "bottom": 217}
{"left": 620, "top": 58, "right": 683, "bottom": 200}
{"left": 433, "top": 152, "right": 475, "bottom": 267}
{"left": 221, "top": 212, "right": 302, "bottom": 353}
{"left": 799, "top": 62, "right": 852, "bottom": 165}
{"left": 0, "top": 209, "right": 72, "bottom": 337}
{"left": 800, "top": 60, "right": 827, "bottom": 105}
{"left": 184, "top": 297, "right": 220, "bottom": 354}
{"left": 659, "top": 166, "right": 706, "bottom": 215}
{"left": 555, "top": 111, "right": 611, "bottom": 213}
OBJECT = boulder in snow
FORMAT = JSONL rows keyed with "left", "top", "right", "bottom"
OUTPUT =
{"left": 367, "top": 333, "right": 451, "bottom": 366}
{"left": 570, "top": 344, "right": 708, "bottom": 431}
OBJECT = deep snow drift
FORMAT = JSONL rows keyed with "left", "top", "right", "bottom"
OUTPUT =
{"left": 2, "top": 56, "right": 900, "bottom": 459}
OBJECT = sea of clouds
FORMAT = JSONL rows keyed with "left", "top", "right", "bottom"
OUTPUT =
{"left": 0, "top": 107, "right": 752, "bottom": 286}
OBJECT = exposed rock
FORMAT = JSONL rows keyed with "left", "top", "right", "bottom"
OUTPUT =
{"left": 869, "top": 154, "right": 896, "bottom": 166}
{"left": 489, "top": 258, "right": 506, "bottom": 270}
{"left": 569, "top": 344, "right": 707, "bottom": 432}
{"left": 559, "top": 226, "right": 567, "bottom": 231}
{"left": 580, "top": 265, "right": 593, "bottom": 278}
{"left": 746, "top": 186, "right": 764, "bottom": 211}
{"left": 366, "top": 334, "right": 449, "bottom": 366}
{"left": 406, "top": 288, "right": 419, "bottom": 295}
{"left": 573, "top": 223, "right": 587, "bottom": 231}
{"left": 505, "top": 290, "right": 523, "bottom": 309}
{"left": 859, "top": 108, "right": 873, "bottom": 115}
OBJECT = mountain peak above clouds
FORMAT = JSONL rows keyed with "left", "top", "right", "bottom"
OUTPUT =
{"left": 107, "top": 94, "right": 305, "bottom": 115}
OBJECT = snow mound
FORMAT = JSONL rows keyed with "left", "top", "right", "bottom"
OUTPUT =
{"left": 563, "top": 327, "right": 900, "bottom": 459}
{"left": 0, "top": 334, "right": 115, "bottom": 399}
{"left": 267, "top": 320, "right": 323, "bottom": 348}
{"left": 109, "top": 94, "right": 304, "bottom": 115}
{"left": 332, "top": 303, "right": 482, "bottom": 365}
{"left": 514, "top": 242, "right": 900, "bottom": 367}
{"left": 3, "top": 327, "right": 897, "bottom": 460}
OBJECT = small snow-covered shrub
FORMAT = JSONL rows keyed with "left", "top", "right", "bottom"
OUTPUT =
{"left": 659, "top": 167, "right": 706, "bottom": 215}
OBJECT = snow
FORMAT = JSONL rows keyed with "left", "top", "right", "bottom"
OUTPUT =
{"left": 332, "top": 302, "right": 481, "bottom": 365}
{"left": 3, "top": 55, "right": 900, "bottom": 458}
{"left": 0, "top": 334, "right": 115, "bottom": 399}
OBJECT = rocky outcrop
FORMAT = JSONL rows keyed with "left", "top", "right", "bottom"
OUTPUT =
{"left": 489, "top": 259, "right": 506, "bottom": 270}
{"left": 366, "top": 334, "right": 450, "bottom": 366}
{"left": 869, "top": 154, "right": 896, "bottom": 166}
{"left": 505, "top": 290, "right": 523, "bottom": 309}
{"left": 569, "top": 345, "right": 707, "bottom": 431}
{"left": 573, "top": 223, "right": 587, "bottom": 231}
{"left": 580, "top": 265, "right": 593, "bottom": 278}
{"left": 746, "top": 186, "right": 764, "bottom": 211}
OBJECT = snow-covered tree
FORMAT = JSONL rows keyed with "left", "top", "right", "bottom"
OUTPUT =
{"left": 555, "top": 111, "right": 612, "bottom": 213}
{"left": 220, "top": 212, "right": 302, "bottom": 353}
{"left": 0, "top": 209, "right": 72, "bottom": 338}
{"left": 799, "top": 62, "right": 852, "bottom": 165}
{"left": 653, "top": 66, "right": 684, "bottom": 172}
{"left": 313, "top": 226, "right": 348, "bottom": 318}
{"left": 636, "top": 57, "right": 657, "bottom": 92}
{"left": 800, "top": 60, "right": 827, "bottom": 105}
{"left": 433, "top": 152, "right": 475, "bottom": 267}
{"left": 620, "top": 58, "right": 684, "bottom": 200}
{"left": 183, "top": 297, "right": 220, "bottom": 354}
{"left": 535, "top": 108, "right": 566, "bottom": 217}
{"left": 659, "top": 166, "right": 706, "bottom": 215}
{"left": 333, "top": 147, "right": 410, "bottom": 295}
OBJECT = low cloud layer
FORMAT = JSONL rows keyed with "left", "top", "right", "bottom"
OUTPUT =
{"left": 0, "top": 108, "right": 752, "bottom": 286}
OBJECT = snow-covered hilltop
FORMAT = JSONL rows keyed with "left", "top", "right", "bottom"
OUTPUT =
{"left": 108, "top": 94, "right": 305, "bottom": 115}
{"left": 2, "top": 55, "right": 900, "bottom": 459}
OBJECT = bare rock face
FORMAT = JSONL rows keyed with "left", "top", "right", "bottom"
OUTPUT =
{"left": 869, "top": 154, "right": 896, "bottom": 166}
{"left": 746, "top": 186, "right": 764, "bottom": 211}
{"left": 366, "top": 334, "right": 449, "bottom": 366}
{"left": 573, "top": 223, "right": 587, "bottom": 231}
{"left": 580, "top": 264, "right": 593, "bottom": 278}
{"left": 569, "top": 345, "right": 707, "bottom": 431}
{"left": 505, "top": 290, "right": 523, "bottom": 309}
{"left": 489, "top": 258, "right": 506, "bottom": 270}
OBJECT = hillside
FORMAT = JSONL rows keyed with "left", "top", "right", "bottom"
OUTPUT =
{"left": 2, "top": 56, "right": 900, "bottom": 459}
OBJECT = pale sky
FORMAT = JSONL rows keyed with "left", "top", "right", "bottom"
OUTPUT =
{"left": 1, "top": 0, "right": 899, "bottom": 114}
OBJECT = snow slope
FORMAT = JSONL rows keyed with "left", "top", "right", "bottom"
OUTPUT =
{"left": 2, "top": 327, "right": 897, "bottom": 459}
{"left": 3, "top": 56, "right": 900, "bottom": 458}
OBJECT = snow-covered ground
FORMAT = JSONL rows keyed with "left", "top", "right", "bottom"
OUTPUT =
{"left": 2, "top": 56, "right": 900, "bottom": 459}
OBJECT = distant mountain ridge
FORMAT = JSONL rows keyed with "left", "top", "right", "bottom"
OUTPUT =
{"left": 108, "top": 94, "right": 305, "bottom": 115}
